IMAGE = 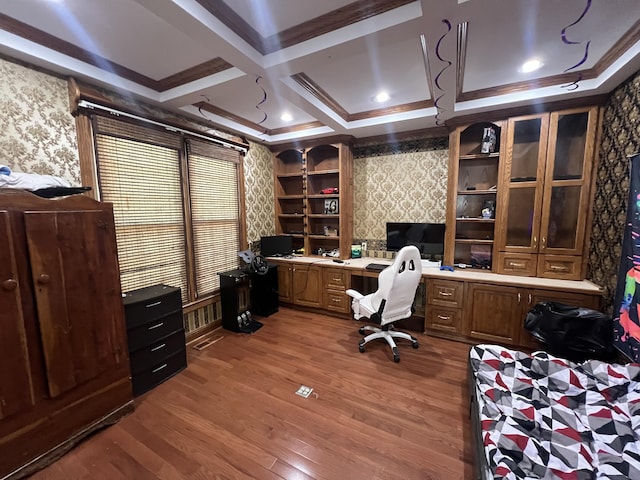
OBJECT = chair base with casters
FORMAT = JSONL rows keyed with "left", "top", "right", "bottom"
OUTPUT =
{"left": 358, "top": 323, "right": 418, "bottom": 363}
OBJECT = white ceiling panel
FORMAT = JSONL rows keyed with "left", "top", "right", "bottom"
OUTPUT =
{"left": 0, "top": 0, "right": 637, "bottom": 144}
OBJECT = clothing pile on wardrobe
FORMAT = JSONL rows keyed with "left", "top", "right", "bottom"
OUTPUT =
{"left": 0, "top": 165, "right": 71, "bottom": 190}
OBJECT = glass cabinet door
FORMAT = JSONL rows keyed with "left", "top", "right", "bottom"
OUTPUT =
{"left": 499, "top": 115, "right": 549, "bottom": 252}
{"left": 540, "top": 108, "right": 595, "bottom": 254}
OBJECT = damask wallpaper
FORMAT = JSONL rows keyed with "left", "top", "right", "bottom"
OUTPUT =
{"left": 352, "top": 137, "right": 449, "bottom": 256}
{"left": 244, "top": 141, "right": 275, "bottom": 246}
{"left": 588, "top": 69, "right": 640, "bottom": 312}
{"left": 5, "top": 52, "right": 637, "bottom": 315}
{"left": 0, "top": 57, "right": 79, "bottom": 184}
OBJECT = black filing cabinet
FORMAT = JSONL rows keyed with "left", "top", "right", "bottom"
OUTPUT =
{"left": 123, "top": 284, "right": 187, "bottom": 396}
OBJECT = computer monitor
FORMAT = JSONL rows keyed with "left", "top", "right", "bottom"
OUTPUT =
{"left": 260, "top": 235, "right": 293, "bottom": 257}
{"left": 386, "top": 222, "right": 445, "bottom": 259}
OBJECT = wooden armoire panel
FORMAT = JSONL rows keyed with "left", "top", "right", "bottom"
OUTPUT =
{"left": 25, "top": 209, "right": 128, "bottom": 398}
{"left": 0, "top": 212, "right": 34, "bottom": 419}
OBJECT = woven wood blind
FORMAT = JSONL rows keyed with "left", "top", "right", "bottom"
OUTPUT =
{"left": 92, "top": 115, "right": 243, "bottom": 302}
{"left": 187, "top": 138, "right": 241, "bottom": 295}
{"left": 94, "top": 118, "right": 188, "bottom": 299}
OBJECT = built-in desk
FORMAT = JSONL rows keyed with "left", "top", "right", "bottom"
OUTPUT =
{"left": 268, "top": 256, "right": 604, "bottom": 349}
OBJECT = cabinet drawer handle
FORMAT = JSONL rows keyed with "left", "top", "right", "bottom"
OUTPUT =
{"left": 332, "top": 298, "right": 341, "bottom": 303}
{"left": 151, "top": 343, "right": 166, "bottom": 352}
{"left": 439, "top": 292, "right": 453, "bottom": 297}
{"left": 509, "top": 262, "right": 525, "bottom": 268}
{"left": 542, "top": 236, "right": 547, "bottom": 249}
{"left": 332, "top": 277, "right": 342, "bottom": 282}
{"left": 146, "top": 301, "right": 162, "bottom": 308}
{"left": 37, "top": 273, "right": 50, "bottom": 284}
{"left": 437, "top": 315, "right": 451, "bottom": 321}
{"left": 533, "top": 236, "right": 537, "bottom": 249}
{"left": 152, "top": 363, "right": 168, "bottom": 374}
{"left": 550, "top": 265, "right": 569, "bottom": 272}
{"left": 148, "top": 322, "right": 164, "bottom": 330}
{"left": 2, "top": 279, "right": 17, "bottom": 291}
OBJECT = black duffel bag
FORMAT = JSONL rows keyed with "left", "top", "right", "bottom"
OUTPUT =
{"left": 524, "top": 302, "right": 614, "bottom": 361}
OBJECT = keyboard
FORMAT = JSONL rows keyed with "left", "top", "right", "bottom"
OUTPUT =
{"left": 365, "top": 263, "right": 390, "bottom": 272}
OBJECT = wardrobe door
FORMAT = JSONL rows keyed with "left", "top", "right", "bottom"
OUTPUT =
{"left": 25, "top": 208, "right": 128, "bottom": 398}
{"left": 0, "top": 211, "right": 34, "bottom": 418}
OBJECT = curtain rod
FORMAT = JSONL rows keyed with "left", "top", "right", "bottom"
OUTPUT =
{"left": 77, "top": 100, "right": 248, "bottom": 154}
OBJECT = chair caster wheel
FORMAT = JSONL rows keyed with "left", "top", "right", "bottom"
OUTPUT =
{"left": 359, "top": 345, "right": 365, "bottom": 353}
{"left": 393, "top": 355, "right": 400, "bottom": 363}
{"left": 358, "top": 327, "right": 365, "bottom": 335}
{"left": 412, "top": 341, "right": 419, "bottom": 349}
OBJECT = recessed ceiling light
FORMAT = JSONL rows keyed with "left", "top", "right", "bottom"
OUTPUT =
{"left": 374, "top": 91, "right": 390, "bottom": 103}
{"left": 280, "top": 112, "right": 293, "bottom": 122}
{"left": 521, "top": 59, "right": 543, "bottom": 73}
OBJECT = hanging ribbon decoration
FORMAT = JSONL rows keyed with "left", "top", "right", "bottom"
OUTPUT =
{"left": 198, "top": 94, "right": 211, "bottom": 119}
{"left": 434, "top": 19, "right": 452, "bottom": 126}
{"left": 560, "top": 0, "right": 592, "bottom": 91}
{"left": 255, "top": 75, "right": 268, "bottom": 133}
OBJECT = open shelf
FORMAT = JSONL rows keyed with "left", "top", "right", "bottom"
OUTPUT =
{"left": 455, "top": 239, "right": 494, "bottom": 245}
{"left": 456, "top": 218, "right": 495, "bottom": 223}
{"left": 457, "top": 190, "right": 496, "bottom": 195}
{"left": 273, "top": 142, "right": 352, "bottom": 258}
{"left": 446, "top": 121, "right": 503, "bottom": 270}
{"left": 459, "top": 152, "right": 500, "bottom": 160}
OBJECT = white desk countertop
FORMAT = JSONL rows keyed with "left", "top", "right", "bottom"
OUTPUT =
{"left": 268, "top": 256, "right": 603, "bottom": 295}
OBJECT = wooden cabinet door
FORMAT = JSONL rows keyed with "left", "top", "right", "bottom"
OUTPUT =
{"left": 276, "top": 263, "right": 293, "bottom": 303}
{"left": 292, "top": 265, "right": 322, "bottom": 308}
{"left": 496, "top": 114, "right": 549, "bottom": 258}
{"left": 467, "top": 283, "right": 519, "bottom": 344}
{"left": 517, "top": 288, "right": 602, "bottom": 348}
{"left": 0, "top": 212, "right": 35, "bottom": 419}
{"left": 539, "top": 107, "right": 597, "bottom": 258}
{"left": 25, "top": 208, "right": 129, "bottom": 398}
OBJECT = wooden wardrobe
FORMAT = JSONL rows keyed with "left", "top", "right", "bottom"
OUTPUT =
{"left": 0, "top": 190, "right": 132, "bottom": 479}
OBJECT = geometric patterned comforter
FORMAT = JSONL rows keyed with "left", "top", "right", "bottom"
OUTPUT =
{"left": 469, "top": 344, "right": 640, "bottom": 480}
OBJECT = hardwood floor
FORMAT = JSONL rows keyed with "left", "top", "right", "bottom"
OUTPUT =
{"left": 31, "top": 308, "right": 476, "bottom": 480}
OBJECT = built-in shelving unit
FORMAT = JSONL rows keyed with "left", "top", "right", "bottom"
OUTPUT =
{"left": 445, "top": 121, "right": 504, "bottom": 270}
{"left": 273, "top": 141, "right": 353, "bottom": 259}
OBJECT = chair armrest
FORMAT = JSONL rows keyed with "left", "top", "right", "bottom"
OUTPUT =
{"left": 345, "top": 289, "right": 363, "bottom": 300}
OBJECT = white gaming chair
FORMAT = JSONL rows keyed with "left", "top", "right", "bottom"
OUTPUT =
{"left": 346, "top": 245, "right": 423, "bottom": 362}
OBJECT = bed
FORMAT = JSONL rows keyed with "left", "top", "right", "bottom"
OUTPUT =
{"left": 468, "top": 344, "right": 640, "bottom": 479}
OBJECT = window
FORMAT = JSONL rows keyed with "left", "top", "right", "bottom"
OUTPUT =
{"left": 187, "top": 139, "right": 241, "bottom": 295}
{"left": 93, "top": 115, "right": 243, "bottom": 302}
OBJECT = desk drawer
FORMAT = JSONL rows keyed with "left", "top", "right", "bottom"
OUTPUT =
{"left": 324, "top": 290, "right": 350, "bottom": 313}
{"left": 127, "top": 310, "right": 183, "bottom": 352}
{"left": 427, "top": 279, "right": 463, "bottom": 307}
{"left": 131, "top": 349, "right": 187, "bottom": 396}
{"left": 124, "top": 286, "right": 182, "bottom": 329}
{"left": 496, "top": 253, "right": 537, "bottom": 277}
{"left": 129, "top": 329, "right": 186, "bottom": 375}
{"left": 537, "top": 255, "right": 581, "bottom": 280}
{"left": 426, "top": 306, "right": 462, "bottom": 334}
{"left": 324, "top": 268, "right": 348, "bottom": 290}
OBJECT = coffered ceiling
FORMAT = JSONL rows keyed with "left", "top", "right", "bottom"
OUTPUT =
{"left": 0, "top": 0, "right": 639, "bottom": 145}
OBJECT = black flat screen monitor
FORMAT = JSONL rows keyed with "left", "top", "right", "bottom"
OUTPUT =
{"left": 386, "top": 222, "right": 446, "bottom": 258}
{"left": 260, "top": 235, "right": 293, "bottom": 257}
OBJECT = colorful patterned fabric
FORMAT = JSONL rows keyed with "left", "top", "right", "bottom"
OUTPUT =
{"left": 470, "top": 344, "right": 640, "bottom": 479}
